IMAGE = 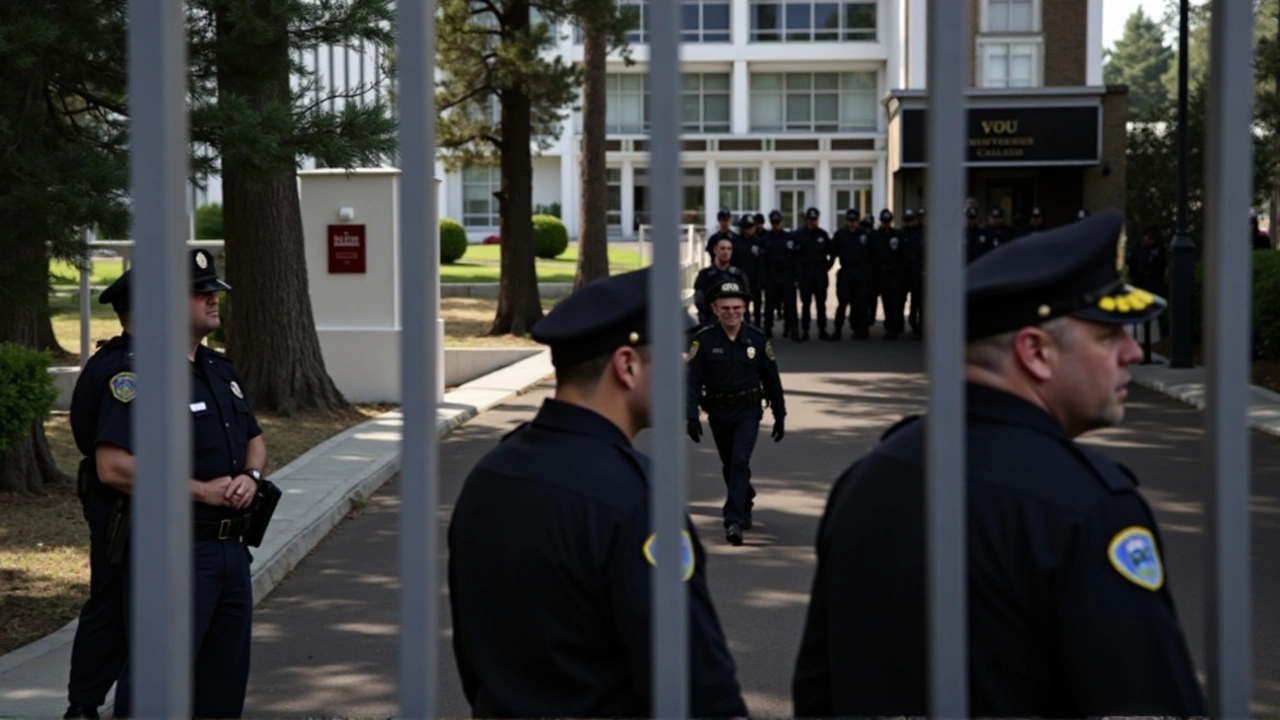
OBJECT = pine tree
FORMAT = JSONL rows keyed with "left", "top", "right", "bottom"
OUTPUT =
{"left": 1104, "top": 8, "right": 1175, "bottom": 120}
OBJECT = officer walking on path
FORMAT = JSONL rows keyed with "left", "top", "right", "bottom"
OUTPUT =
{"left": 98, "top": 249, "right": 272, "bottom": 719}
{"left": 793, "top": 207, "right": 833, "bottom": 342}
{"left": 448, "top": 268, "right": 747, "bottom": 719}
{"left": 705, "top": 207, "right": 741, "bottom": 262}
{"left": 693, "top": 235, "right": 749, "bottom": 325}
{"left": 792, "top": 209, "right": 1206, "bottom": 718}
{"left": 686, "top": 279, "right": 786, "bottom": 547}
{"left": 830, "top": 208, "right": 873, "bottom": 341}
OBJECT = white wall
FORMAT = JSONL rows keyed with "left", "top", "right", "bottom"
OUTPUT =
{"left": 532, "top": 156, "right": 562, "bottom": 211}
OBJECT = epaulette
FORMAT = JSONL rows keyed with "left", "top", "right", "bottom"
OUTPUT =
{"left": 741, "top": 322, "right": 766, "bottom": 337}
{"left": 500, "top": 421, "right": 530, "bottom": 443}
{"left": 1069, "top": 442, "right": 1137, "bottom": 493}
{"left": 693, "top": 324, "right": 717, "bottom": 337}
{"left": 880, "top": 414, "right": 921, "bottom": 442}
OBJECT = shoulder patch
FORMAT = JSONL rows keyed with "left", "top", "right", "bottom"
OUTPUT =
{"left": 688, "top": 339, "right": 699, "bottom": 360}
{"left": 764, "top": 339, "right": 775, "bottom": 361}
{"left": 880, "top": 414, "right": 921, "bottom": 441}
{"left": 642, "top": 530, "right": 696, "bottom": 582}
{"left": 1107, "top": 526, "right": 1164, "bottom": 591}
{"left": 109, "top": 372, "right": 137, "bottom": 403}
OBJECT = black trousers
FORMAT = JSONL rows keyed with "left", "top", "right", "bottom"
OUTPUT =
{"left": 876, "top": 275, "right": 905, "bottom": 336}
{"left": 708, "top": 411, "right": 760, "bottom": 528}
{"left": 906, "top": 269, "right": 924, "bottom": 332}
{"left": 67, "top": 489, "right": 128, "bottom": 708}
{"left": 833, "top": 269, "right": 871, "bottom": 336}
{"left": 765, "top": 277, "right": 797, "bottom": 334}
{"left": 797, "top": 270, "right": 829, "bottom": 333}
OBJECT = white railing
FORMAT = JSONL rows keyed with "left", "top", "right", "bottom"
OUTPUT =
{"left": 637, "top": 223, "right": 707, "bottom": 293}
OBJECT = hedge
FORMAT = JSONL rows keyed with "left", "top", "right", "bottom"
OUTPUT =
{"left": 440, "top": 218, "right": 468, "bottom": 264}
{"left": 0, "top": 343, "right": 58, "bottom": 453}
{"left": 533, "top": 214, "right": 569, "bottom": 259}
{"left": 1190, "top": 250, "right": 1280, "bottom": 359}
{"left": 195, "top": 203, "right": 223, "bottom": 240}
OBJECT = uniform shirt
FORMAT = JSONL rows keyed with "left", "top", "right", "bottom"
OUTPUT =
{"left": 792, "top": 226, "right": 832, "bottom": 272}
{"left": 901, "top": 225, "right": 925, "bottom": 275}
{"left": 792, "top": 383, "right": 1207, "bottom": 718}
{"left": 966, "top": 224, "right": 989, "bottom": 263}
{"left": 448, "top": 399, "right": 747, "bottom": 719}
{"left": 693, "top": 264, "right": 749, "bottom": 317}
{"left": 70, "top": 334, "right": 263, "bottom": 523}
{"left": 831, "top": 227, "right": 872, "bottom": 271}
{"left": 685, "top": 323, "right": 785, "bottom": 418}
{"left": 870, "top": 227, "right": 905, "bottom": 274}
{"left": 760, "top": 229, "right": 796, "bottom": 276}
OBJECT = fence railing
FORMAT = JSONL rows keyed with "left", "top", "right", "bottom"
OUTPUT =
{"left": 637, "top": 223, "right": 707, "bottom": 293}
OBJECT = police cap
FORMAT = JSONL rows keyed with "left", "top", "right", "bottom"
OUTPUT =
{"left": 768, "top": 210, "right": 783, "bottom": 223}
{"left": 752, "top": 213, "right": 765, "bottom": 225}
{"left": 717, "top": 207, "right": 732, "bottom": 220}
{"left": 966, "top": 207, "right": 980, "bottom": 219}
{"left": 845, "top": 208, "right": 860, "bottom": 221}
{"left": 879, "top": 209, "right": 893, "bottom": 223}
{"left": 989, "top": 207, "right": 1004, "bottom": 219}
{"left": 738, "top": 213, "right": 755, "bottom": 228}
{"left": 966, "top": 209, "right": 1166, "bottom": 341}
{"left": 1031, "top": 206, "right": 1043, "bottom": 218}
{"left": 903, "top": 209, "right": 916, "bottom": 221}
{"left": 708, "top": 279, "right": 752, "bottom": 303}
{"left": 531, "top": 268, "right": 692, "bottom": 368}
{"left": 917, "top": 208, "right": 926, "bottom": 218}
{"left": 99, "top": 248, "right": 232, "bottom": 312}
{"left": 805, "top": 207, "right": 820, "bottom": 220}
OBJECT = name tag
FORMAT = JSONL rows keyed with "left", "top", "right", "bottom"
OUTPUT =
{"left": 190, "top": 402, "right": 207, "bottom": 412}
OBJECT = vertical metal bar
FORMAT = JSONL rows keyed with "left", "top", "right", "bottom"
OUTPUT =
{"left": 127, "top": 0, "right": 192, "bottom": 716}
{"left": 1170, "top": 0, "right": 1196, "bottom": 369}
{"left": 648, "top": 0, "right": 686, "bottom": 715}
{"left": 80, "top": 228, "right": 92, "bottom": 366}
{"left": 397, "top": 1, "right": 439, "bottom": 717}
{"left": 924, "top": 0, "right": 967, "bottom": 717}
{"left": 1203, "top": 0, "right": 1253, "bottom": 714}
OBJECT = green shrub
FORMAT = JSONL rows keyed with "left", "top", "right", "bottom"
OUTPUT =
{"left": 440, "top": 218, "right": 468, "bottom": 264}
{"left": 0, "top": 343, "right": 58, "bottom": 453}
{"left": 533, "top": 214, "right": 569, "bottom": 259}
{"left": 195, "top": 203, "right": 223, "bottom": 240}
{"left": 1190, "top": 251, "right": 1280, "bottom": 359}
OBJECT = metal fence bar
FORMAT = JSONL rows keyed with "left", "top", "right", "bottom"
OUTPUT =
{"left": 1203, "top": 0, "right": 1253, "bottom": 714}
{"left": 127, "top": 0, "right": 193, "bottom": 715}
{"left": 396, "top": 0, "right": 440, "bottom": 717}
{"left": 79, "top": 228, "right": 93, "bottom": 366}
{"left": 648, "top": 0, "right": 687, "bottom": 715}
{"left": 924, "top": 0, "right": 968, "bottom": 717}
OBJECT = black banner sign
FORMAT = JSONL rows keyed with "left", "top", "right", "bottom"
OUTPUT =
{"left": 900, "top": 105, "right": 1100, "bottom": 165}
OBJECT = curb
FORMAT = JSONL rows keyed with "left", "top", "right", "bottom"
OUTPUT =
{"left": 1128, "top": 352, "right": 1280, "bottom": 439}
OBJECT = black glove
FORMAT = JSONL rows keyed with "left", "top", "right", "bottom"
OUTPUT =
{"left": 772, "top": 417, "right": 785, "bottom": 442}
{"left": 687, "top": 418, "right": 702, "bottom": 443}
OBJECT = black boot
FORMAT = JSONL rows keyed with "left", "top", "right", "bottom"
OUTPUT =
{"left": 725, "top": 524, "right": 744, "bottom": 546}
{"left": 64, "top": 705, "right": 99, "bottom": 720}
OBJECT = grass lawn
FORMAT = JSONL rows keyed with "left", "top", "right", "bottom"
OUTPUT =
{"left": 459, "top": 244, "right": 646, "bottom": 268}
{"left": 1, "top": 402, "right": 393, "bottom": 656}
{"left": 49, "top": 258, "right": 125, "bottom": 288}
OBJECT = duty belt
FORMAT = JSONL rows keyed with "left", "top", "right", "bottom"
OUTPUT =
{"left": 194, "top": 512, "right": 255, "bottom": 541}
{"left": 704, "top": 387, "right": 763, "bottom": 410}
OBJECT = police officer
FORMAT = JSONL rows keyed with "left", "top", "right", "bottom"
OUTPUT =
{"left": 738, "top": 213, "right": 767, "bottom": 327}
{"left": 705, "top": 207, "right": 739, "bottom": 261}
{"left": 1128, "top": 225, "right": 1170, "bottom": 346}
{"left": 753, "top": 212, "right": 770, "bottom": 322}
{"left": 792, "top": 209, "right": 1206, "bottom": 717}
{"left": 870, "top": 209, "right": 906, "bottom": 340}
{"left": 985, "top": 206, "right": 1013, "bottom": 248}
{"left": 65, "top": 282, "right": 135, "bottom": 720}
{"left": 965, "top": 206, "right": 987, "bottom": 263}
{"left": 760, "top": 209, "right": 798, "bottom": 339}
{"left": 109, "top": 249, "right": 267, "bottom": 719}
{"left": 693, "top": 235, "right": 749, "bottom": 325}
{"left": 686, "top": 279, "right": 786, "bottom": 546}
{"left": 1251, "top": 214, "right": 1271, "bottom": 251}
{"left": 1016, "top": 206, "right": 1047, "bottom": 238}
{"left": 901, "top": 209, "right": 925, "bottom": 340}
{"left": 448, "top": 268, "right": 747, "bottom": 718}
{"left": 793, "top": 207, "right": 833, "bottom": 341}
{"left": 830, "top": 208, "right": 872, "bottom": 341}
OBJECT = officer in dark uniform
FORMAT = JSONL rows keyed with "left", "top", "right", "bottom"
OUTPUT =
{"left": 738, "top": 213, "right": 767, "bottom": 327}
{"left": 793, "top": 209, "right": 1206, "bottom": 718}
{"left": 870, "top": 209, "right": 906, "bottom": 340}
{"left": 830, "top": 208, "right": 872, "bottom": 341}
{"left": 792, "top": 207, "right": 833, "bottom": 341}
{"left": 1251, "top": 214, "right": 1271, "bottom": 251}
{"left": 1018, "top": 206, "right": 1047, "bottom": 238}
{"left": 861, "top": 212, "right": 877, "bottom": 327}
{"left": 965, "top": 206, "right": 986, "bottom": 263}
{"left": 693, "top": 235, "right": 749, "bottom": 325}
{"left": 64, "top": 283, "right": 135, "bottom": 720}
{"left": 705, "top": 207, "right": 739, "bottom": 261}
{"left": 1128, "top": 225, "right": 1170, "bottom": 345}
{"left": 109, "top": 249, "right": 268, "bottom": 719}
{"left": 902, "top": 209, "right": 925, "bottom": 340}
{"left": 985, "top": 206, "right": 1013, "bottom": 248}
{"left": 753, "top": 212, "right": 770, "bottom": 322}
{"left": 686, "top": 279, "right": 786, "bottom": 546}
{"left": 448, "top": 268, "right": 747, "bottom": 718}
{"left": 760, "top": 209, "right": 798, "bottom": 339}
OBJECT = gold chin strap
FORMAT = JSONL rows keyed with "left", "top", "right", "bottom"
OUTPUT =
{"left": 1097, "top": 287, "right": 1155, "bottom": 313}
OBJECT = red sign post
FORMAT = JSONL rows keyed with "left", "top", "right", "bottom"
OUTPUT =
{"left": 327, "top": 224, "right": 367, "bottom": 274}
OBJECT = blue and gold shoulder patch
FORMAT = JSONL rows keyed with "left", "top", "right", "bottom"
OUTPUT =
{"left": 642, "top": 530, "right": 696, "bottom": 582}
{"left": 1107, "top": 526, "right": 1164, "bottom": 591}
{"left": 109, "top": 372, "right": 137, "bottom": 404}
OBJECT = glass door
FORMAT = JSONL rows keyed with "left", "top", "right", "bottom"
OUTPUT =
{"left": 833, "top": 186, "right": 872, "bottom": 221}
{"left": 777, "top": 187, "right": 811, "bottom": 229}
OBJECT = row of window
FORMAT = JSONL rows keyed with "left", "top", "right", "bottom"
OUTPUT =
{"left": 461, "top": 165, "right": 874, "bottom": 228}
{"left": 605, "top": 71, "right": 879, "bottom": 134}
{"left": 575, "top": 0, "right": 878, "bottom": 44}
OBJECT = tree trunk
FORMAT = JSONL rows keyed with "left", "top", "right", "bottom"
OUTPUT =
{"left": 574, "top": 20, "right": 611, "bottom": 290}
{"left": 489, "top": 0, "right": 545, "bottom": 336}
{"left": 217, "top": 4, "right": 347, "bottom": 416}
{"left": 0, "top": 242, "right": 73, "bottom": 493}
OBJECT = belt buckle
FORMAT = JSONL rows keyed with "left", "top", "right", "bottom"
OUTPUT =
{"left": 218, "top": 518, "right": 232, "bottom": 540}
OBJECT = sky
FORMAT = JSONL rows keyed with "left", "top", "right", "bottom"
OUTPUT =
{"left": 1103, "top": 0, "right": 1172, "bottom": 51}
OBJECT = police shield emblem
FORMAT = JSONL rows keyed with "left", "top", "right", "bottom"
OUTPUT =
{"left": 1107, "top": 526, "right": 1164, "bottom": 591}
{"left": 860, "top": 234, "right": 867, "bottom": 245}
{"left": 230, "top": 380, "right": 244, "bottom": 399}
{"left": 110, "top": 372, "right": 137, "bottom": 404}
{"left": 642, "top": 530, "right": 696, "bottom": 582}
{"left": 747, "top": 346, "right": 756, "bottom": 359}
{"left": 195, "top": 251, "right": 209, "bottom": 269}
{"left": 890, "top": 237, "right": 899, "bottom": 250}
{"left": 786, "top": 240, "right": 794, "bottom": 250}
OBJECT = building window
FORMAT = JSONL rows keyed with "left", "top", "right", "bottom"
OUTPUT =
{"left": 980, "top": 42, "right": 1038, "bottom": 88}
{"left": 683, "top": 0, "right": 731, "bottom": 42}
{"left": 607, "top": 73, "right": 731, "bottom": 134}
{"left": 984, "top": 0, "right": 1035, "bottom": 33}
{"left": 719, "top": 168, "right": 761, "bottom": 217}
{"left": 607, "top": 168, "right": 622, "bottom": 230}
{"left": 462, "top": 166, "right": 500, "bottom": 228}
{"left": 749, "top": 72, "right": 877, "bottom": 132}
{"left": 775, "top": 167, "right": 816, "bottom": 182}
{"left": 683, "top": 167, "right": 706, "bottom": 227}
{"left": 624, "top": 0, "right": 648, "bottom": 42}
{"left": 750, "top": 0, "right": 876, "bottom": 42}
{"left": 606, "top": 74, "right": 648, "bottom": 134}
{"left": 831, "top": 166, "right": 873, "bottom": 218}
{"left": 683, "top": 73, "right": 731, "bottom": 133}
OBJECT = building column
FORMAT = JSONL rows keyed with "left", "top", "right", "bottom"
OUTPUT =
{"left": 886, "top": 0, "right": 903, "bottom": 91}
{"left": 621, "top": 159, "right": 636, "bottom": 239}
{"left": 704, "top": 158, "right": 720, "bottom": 235}
{"left": 817, "top": 157, "right": 832, "bottom": 226}
{"left": 874, "top": 153, "right": 887, "bottom": 216}
{"left": 908, "top": 0, "right": 927, "bottom": 89}
{"left": 732, "top": 0, "right": 749, "bottom": 45}
{"left": 1086, "top": 0, "right": 1103, "bottom": 86}
{"left": 732, "top": 60, "right": 750, "bottom": 134}
{"left": 560, "top": 146, "right": 578, "bottom": 238}
{"left": 760, "top": 158, "right": 774, "bottom": 214}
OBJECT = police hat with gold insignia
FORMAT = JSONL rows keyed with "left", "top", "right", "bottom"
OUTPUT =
{"left": 966, "top": 208, "right": 1166, "bottom": 341}
{"left": 738, "top": 213, "right": 755, "bottom": 228}
{"left": 531, "top": 268, "right": 695, "bottom": 368}
{"left": 708, "top": 279, "right": 752, "bottom": 303}
{"left": 98, "top": 249, "right": 232, "bottom": 312}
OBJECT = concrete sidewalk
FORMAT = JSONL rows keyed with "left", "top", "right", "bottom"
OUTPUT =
{"left": 0, "top": 350, "right": 554, "bottom": 720}
{"left": 1128, "top": 353, "right": 1280, "bottom": 438}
